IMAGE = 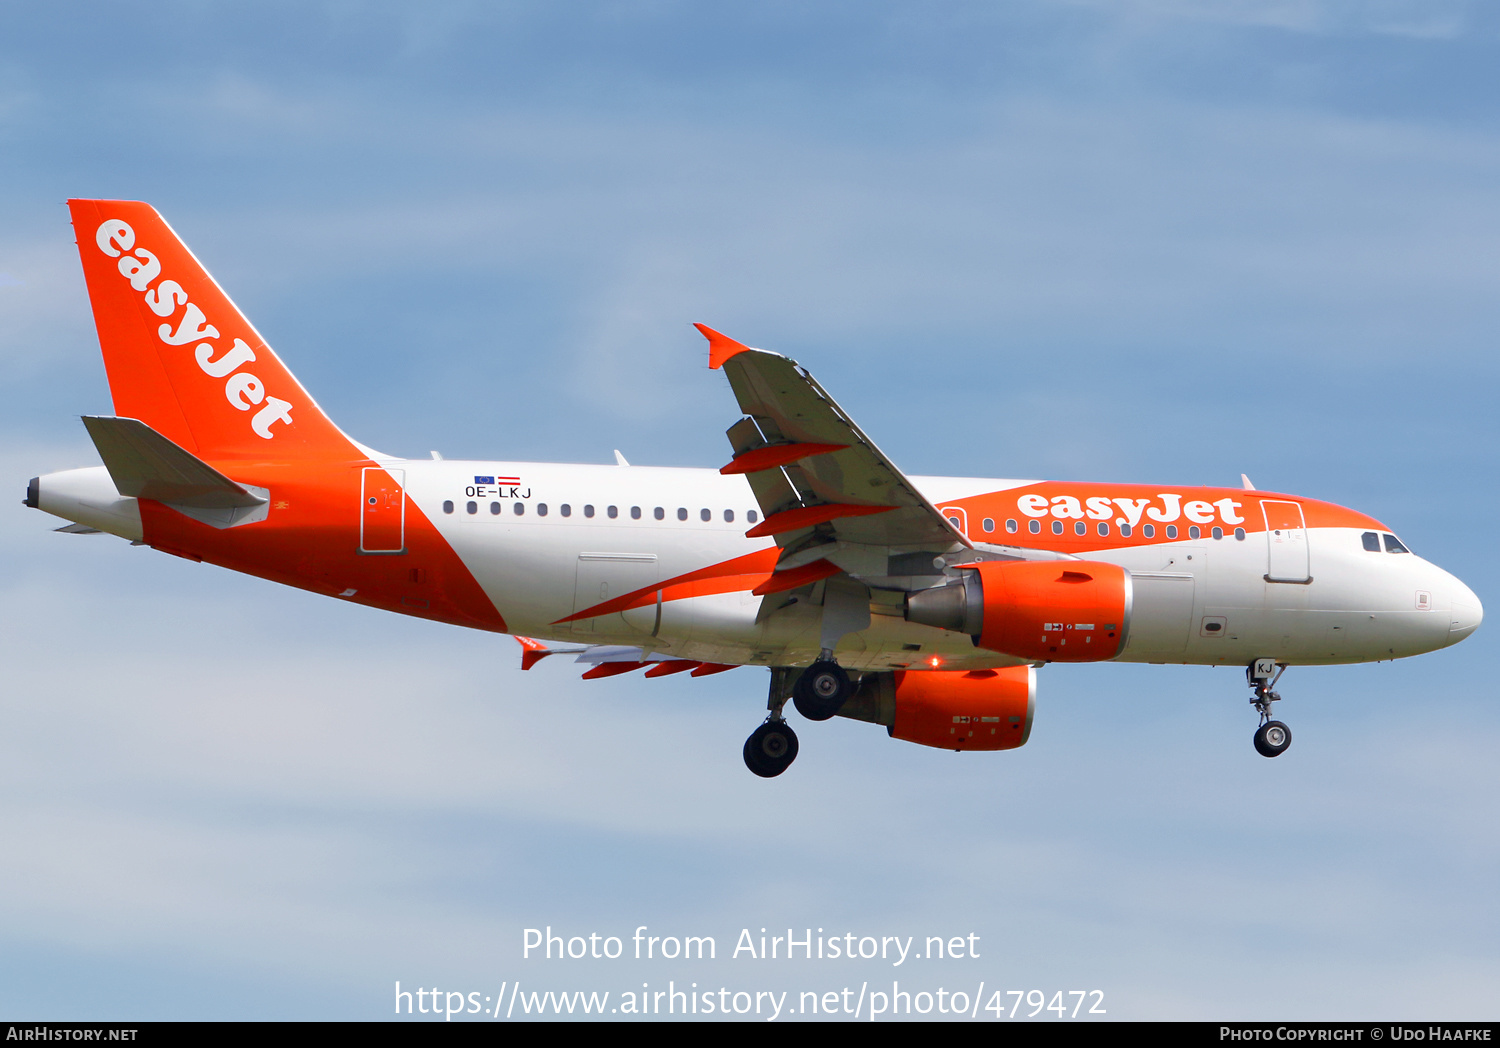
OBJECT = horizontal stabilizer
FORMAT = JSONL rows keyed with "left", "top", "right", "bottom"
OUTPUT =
{"left": 82, "top": 416, "right": 267, "bottom": 510}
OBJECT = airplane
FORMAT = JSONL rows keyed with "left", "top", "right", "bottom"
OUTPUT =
{"left": 26, "top": 199, "right": 1483, "bottom": 777}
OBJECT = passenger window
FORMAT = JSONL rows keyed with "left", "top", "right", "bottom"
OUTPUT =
{"left": 982, "top": 518, "right": 995, "bottom": 533}
{"left": 1234, "top": 527, "right": 1245, "bottom": 540}
{"left": 466, "top": 501, "right": 477, "bottom": 515}
{"left": 1097, "top": 522, "right": 1109, "bottom": 537}
{"left": 1143, "top": 524, "right": 1155, "bottom": 538}
{"left": 1051, "top": 520, "right": 1064, "bottom": 535}
{"left": 677, "top": 508, "right": 687, "bottom": 521}
{"left": 724, "top": 509, "right": 734, "bottom": 522}
{"left": 654, "top": 507, "right": 665, "bottom": 520}
{"left": 514, "top": 503, "right": 525, "bottom": 516}
{"left": 1189, "top": 526, "right": 1200, "bottom": 539}
{"left": 630, "top": 506, "right": 641, "bottom": 519}
{"left": 584, "top": 505, "right": 595, "bottom": 518}
{"left": 490, "top": 502, "right": 501, "bottom": 515}
{"left": 1074, "top": 521, "right": 1086, "bottom": 536}
{"left": 561, "top": 504, "right": 571, "bottom": 517}
{"left": 608, "top": 505, "right": 618, "bottom": 519}
{"left": 1384, "top": 533, "right": 1410, "bottom": 554}
{"left": 1361, "top": 532, "right": 1381, "bottom": 552}
{"left": 1166, "top": 525, "right": 1177, "bottom": 539}
{"left": 442, "top": 500, "right": 454, "bottom": 514}
{"left": 1028, "top": 519, "right": 1041, "bottom": 534}
{"left": 1120, "top": 524, "right": 1132, "bottom": 537}
{"left": 700, "top": 508, "right": 711, "bottom": 522}
{"left": 1211, "top": 526, "right": 1222, "bottom": 539}
{"left": 1006, "top": 519, "right": 1018, "bottom": 533}
{"left": 537, "top": 504, "right": 548, "bottom": 516}
{"left": 748, "top": 510, "right": 758, "bottom": 523}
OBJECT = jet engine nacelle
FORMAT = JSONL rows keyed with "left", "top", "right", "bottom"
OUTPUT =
{"left": 905, "top": 560, "right": 1132, "bottom": 662}
{"left": 836, "top": 667, "right": 1035, "bottom": 751}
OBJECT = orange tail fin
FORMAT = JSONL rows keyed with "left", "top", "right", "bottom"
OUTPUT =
{"left": 68, "top": 200, "right": 357, "bottom": 462}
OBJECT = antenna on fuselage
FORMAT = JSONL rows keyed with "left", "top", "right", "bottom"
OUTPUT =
{"left": 614, "top": 450, "right": 630, "bottom": 467}
{"left": 1241, "top": 474, "right": 1256, "bottom": 490}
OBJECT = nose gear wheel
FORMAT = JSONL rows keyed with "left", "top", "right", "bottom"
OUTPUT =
{"left": 1254, "top": 720, "right": 1292, "bottom": 757}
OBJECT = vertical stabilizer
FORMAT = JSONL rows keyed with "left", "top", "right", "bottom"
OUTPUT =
{"left": 67, "top": 200, "right": 357, "bottom": 462}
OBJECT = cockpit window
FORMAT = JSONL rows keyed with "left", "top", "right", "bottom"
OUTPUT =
{"left": 1383, "top": 533, "right": 1410, "bottom": 554}
{"left": 1361, "top": 532, "right": 1381, "bottom": 552}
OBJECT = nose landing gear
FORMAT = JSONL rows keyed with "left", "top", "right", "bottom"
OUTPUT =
{"left": 1248, "top": 658, "right": 1291, "bottom": 758}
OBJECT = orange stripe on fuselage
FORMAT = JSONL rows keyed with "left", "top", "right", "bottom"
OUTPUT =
{"left": 137, "top": 458, "right": 508, "bottom": 633}
{"left": 553, "top": 546, "right": 780, "bottom": 625}
{"left": 940, "top": 482, "right": 1386, "bottom": 551}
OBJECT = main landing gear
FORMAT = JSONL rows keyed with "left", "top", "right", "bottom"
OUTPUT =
{"left": 791, "top": 656, "right": 852, "bottom": 722}
{"left": 741, "top": 656, "right": 852, "bottom": 777}
{"left": 1247, "top": 658, "right": 1292, "bottom": 758}
{"left": 744, "top": 720, "right": 799, "bottom": 778}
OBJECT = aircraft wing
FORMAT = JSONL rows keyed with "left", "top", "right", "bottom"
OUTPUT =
{"left": 700, "top": 324, "right": 969, "bottom": 557}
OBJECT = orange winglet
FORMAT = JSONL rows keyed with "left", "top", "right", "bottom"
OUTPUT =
{"left": 751, "top": 558, "right": 843, "bottom": 596}
{"left": 745, "top": 503, "right": 895, "bottom": 538}
{"left": 694, "top": 323, "right": 753, "bottom": 370}
{"left": 581, "top": 661, "right": 650, "bottom": 680}
{"left": 644, "top": 660, "right": 699, "bottom": 677}
{"left": 516, "top": 636, "right": 550, "bottom": 671}
{"left": 690, "top": 663, "right": 737, "bottom": 676}
{"left": 719, "top": 442, "right": 849, "bottom": 475}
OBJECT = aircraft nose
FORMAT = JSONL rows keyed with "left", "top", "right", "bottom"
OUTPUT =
{"left": 1447, "top": 578, "right": 1483, "bottom": 646}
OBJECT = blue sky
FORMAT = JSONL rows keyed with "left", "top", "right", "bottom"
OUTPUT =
{"left": 2, "top": 0, "right": 1497, "bottom": 1020}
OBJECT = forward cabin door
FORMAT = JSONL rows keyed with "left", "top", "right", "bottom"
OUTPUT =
{"left": 1261, "top": 499, "right": 1309, "bottom": 582}
{"left": 361, "top": 467, "right": 406, "bottom": 553}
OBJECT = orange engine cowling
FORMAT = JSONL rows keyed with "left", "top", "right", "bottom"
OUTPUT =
{"left": 905, "top": 559, "right": 1132, "bottom": 663}
{"left": 836, "top": 666, "right": 1035, "bottom": 751}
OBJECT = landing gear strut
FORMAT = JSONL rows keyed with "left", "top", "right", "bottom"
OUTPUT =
{"left": 742, "top": 657, "right": 854, "bottom": 777}
{"left": 1248, "top": 658, "right": 1291, "bottom": 758}
{"left": 744, "top": 668, "right": 800, "bottom": 777}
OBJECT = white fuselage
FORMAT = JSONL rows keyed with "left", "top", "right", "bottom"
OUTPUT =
{"left": 409, "top": 461, "right": 1481, "bottom": 670}
{"left": 35, "top": 458, "right": 1482, "bottom": 673}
